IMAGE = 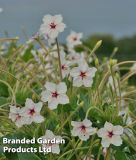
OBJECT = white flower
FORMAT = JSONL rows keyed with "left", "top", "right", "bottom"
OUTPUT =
{"left": 67, "top": 31, "right": 83, "bottom": 48}
{"left": 23, "top": 98, "right": 44, "bottom": 124}
{"left": 97, "top": 122, "right": 123, "bottom": 148}
{"left": 61, "top": 60, "right": 70, "bottom": 79}
{"left": 60, "top": 56, "right": 70, "bottom": 79}
{"left": 40, "top": 14, "right": 66, "bottom": 40}
{"left": 70, "top": 63, "right": 97, "bottom": 87}
{"left": 41, "top": 82, "right": 69, "bottom": 110}
{"left": 40, "top": 130, "right": 62, "bottom": 154}
{"left": 71, "top": 119, "right": 96, "bottom": 141}
{"left": 130, "top": 63, "right": 136, "bottom": 72}
{"left": 67, "top": 50, "right": 82, "bottom": 65}
{"left": 9, "top": 105, "right": 26, "bottom": 128}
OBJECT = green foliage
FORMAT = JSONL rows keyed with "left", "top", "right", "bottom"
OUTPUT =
{"left": 84, "top": 34, "right": 136, "bottom": 61}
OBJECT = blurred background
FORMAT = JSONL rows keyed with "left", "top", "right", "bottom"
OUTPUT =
{"left": 0, "top": 0, "right": 136, "bottom": 61}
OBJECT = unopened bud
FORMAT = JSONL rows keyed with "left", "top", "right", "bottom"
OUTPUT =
{"left": 95, "top": 58, "right": 99, "bottom": 67}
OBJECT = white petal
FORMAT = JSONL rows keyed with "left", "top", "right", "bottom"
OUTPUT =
{"left": 70, "top": 67, "right": 80, "bottom": 77}
{"left": 54, "top": 14, "right": 63, "bottom": 23}
{"left": 57, "top": 94, "right": 69, "bottom": 104}
{"left": 57, "top": 23, "right": 66, "bottom": 32}
{"left": 101, "top": 138, "right": 110, "bottom": 148}
{"left": 43, "top": 15, "right": 52, "bottom": 23}
{"left": 25, "top": 98, "right": 34, "bottom": 109}
{"left": 33, "top": 115, "right": 44, "bottom": 123}
{"left": 71, "top": 121, "right": 82, "bottom": 127}
{"left": 73, "top": 77, "right": 83, "bottom": 87}
{"left": 41, "top": 90, "right": 52, "bottom": 102}
{"left": 83, "top": 78, "right": 93, "bottom": 87}
{"left": 104, "top": 122, "right": 113, "bottom": 132}
{"left": 45, "top": 82, "right": 56, "bottom": 91}
{"left": 71, "top": 128, "right": 79, "bottom": 136}
{"left": 113, "top": 126, "right": 124, "bottom": 135}
{"left": 79, "top": 133, "right": 90, "bottom": 141}
{"left": 22, "top": 117, "right": 31, "bottom": 125}
{"left": 97, "top": 128, "right": 107, "bottom": 138}
{"left": 48, "top": 99, "right": 59, "bottom": 110}
{"left": 50, "top": 30, "right": 59, "bottom": 39}
{"left": 79, "top": 63, "right": 88, "bottom": 72}
{"left": 87, "top": 67, "right": 97, "bottom": 77}
{"left": 9, "top": 105, "right": 19, "bottom": 113}
{"left": 111, "top": 135, "right": 122, "bottom": 146}
{"left": 57, "top": 82, "right": 67, "bottom": 93}
{"left": 82, "top": 119, "right": 92, "bottom": 127}
{"left": 35, "top": 102, "right": 43, "bottom": 112}
{"left": 15, "top": 120, "right": 24, "bottom": 128}
{"left": 52, "top": 144, "right": 60, "bottom": 154}
{"left": 45, "top": 130, "right": 54, "bottom": 138}
{"left": 87, "top": 127, "right": 97, "bottom": 135}
{"left": 9, "top": 113, "right": 16, "bottom": 121}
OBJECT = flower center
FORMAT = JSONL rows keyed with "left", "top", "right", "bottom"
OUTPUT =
{"left": 62, "top": 64, "right": 68, "bottom": 70}
{"left": 61, "top": 64, "right": 66, "bottom": 70}
{"left": 72, "top": 56, "right": 75, "bottom": 60}
{"left": 108, "top": 131, "right": 114, "bottom": 138}
{"left": 73, "top": 37, "right": 77, "bottom": 41}
{"left": 48, "top": 141, "right": 53, "bottom": 147}
{"left": 29, "top": 108, "right": 35, "bottom": 116}
{"left": 50, "top": 22, "right": 56, "bottom": 29}
{"left": 52, "top": 91, "right": 59, "bottom": 98}
{"left": 79, "top": 71, "right": 86, "bottom": 79}
{"left": 80, "top": 125, "right": 86, "bottom": 133}
{"left": 16, "top": 113, "right": 21, "bottom": 121}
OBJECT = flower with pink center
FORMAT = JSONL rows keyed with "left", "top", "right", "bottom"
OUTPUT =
{"left": 41, "top": 82, "right": 69, "bottom": 110}
{"left": 60, "top": 57, "right": 70, "bottom": 79}
{"left": 97, "top": 122, "right": 124, "bottom": 148}
{"left": 71, "top": 119, "right": 96, "bottom": 141}
{"left": 67, "top": 50, "right": 83, "bottom": 65}
{"left": 23, "top": 98, "right": 44, "bottom": 124}
{"left": 40, "top": 130, "right": 63, "bottom": 154}
{"left": 39, "top": 14, "right": 66, "bottom": 40}
{"left": 67, "top": 31, "right": 83, "bottom": 48}
{"left": 9, "top": 105, "right": 26, "bottom": 128}
{"left": 70, "top": 63, "right": 97, "bottom": 87}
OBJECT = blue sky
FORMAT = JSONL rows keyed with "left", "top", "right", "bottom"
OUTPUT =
{"left": 0, "top": 0, "right": 136, "bottom": 42}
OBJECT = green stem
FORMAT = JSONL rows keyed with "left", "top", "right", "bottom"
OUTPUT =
{"left": 56, "top": 38, "right": 62, "bottom": 81}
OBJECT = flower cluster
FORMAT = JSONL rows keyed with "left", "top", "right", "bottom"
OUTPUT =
{"left": 9, "top": 98, "right": 44, "bottom": 128}
{"left": 71, "top": 119, "right": 124, "bottom": 148}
